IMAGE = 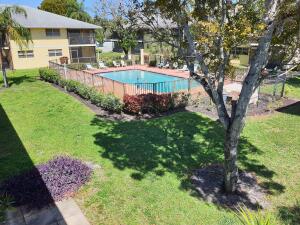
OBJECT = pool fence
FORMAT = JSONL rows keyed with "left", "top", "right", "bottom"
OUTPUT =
{"left": 49, "top": 60, "right": 201, "bottom": 99}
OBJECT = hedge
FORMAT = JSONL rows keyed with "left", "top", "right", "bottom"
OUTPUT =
{"left": 123, "top": 93, "right": 190, "bottom": 114}
{"left": 39, "top": 68, "right": 190, "bottom": 115}
{"left": 39, "top": 68, "right": 123, "bottom": 113}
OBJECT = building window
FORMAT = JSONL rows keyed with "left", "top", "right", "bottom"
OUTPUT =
{"left": 45, "top": 29, "right": 60, "bottom": 37}
{"left": 230, "top": 47, "right": 249, "bottom": 56}
{"left": 48, "top": 49, "right": 63, "bottom": 57}
{"left": 18, "top": 50, "right": 34, "bottom": 58}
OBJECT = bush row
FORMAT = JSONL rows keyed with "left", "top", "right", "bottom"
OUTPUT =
{"left": 39, "top": 68, "right": 123, "bottom": 113}
{"left": 123, "top": 93, "right": 190, "bottom": 114}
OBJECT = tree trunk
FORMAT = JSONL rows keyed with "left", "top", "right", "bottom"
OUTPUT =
{"left": 224, "top": 126, "right": 239, "bottom": 193}
{"left": 123, "top": 49, "right": 129, "bottom": 60}
{"left": 0, "top": 49, "right": 9, "bottom": 88}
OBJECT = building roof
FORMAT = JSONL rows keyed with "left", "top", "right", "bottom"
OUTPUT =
{"left": 0, "top": 5, "right": 100, "bottom": 29}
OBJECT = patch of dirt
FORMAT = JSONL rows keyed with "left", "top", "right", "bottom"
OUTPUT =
{"left": 187, "top": 94, "right": 298, "bottom": 120}
{"left": 190, "top": 164, "right": 270, "bottom": 210}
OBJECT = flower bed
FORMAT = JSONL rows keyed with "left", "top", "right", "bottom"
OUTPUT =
{"left": 0, "top": 156, "right": 92, "bottom": 207}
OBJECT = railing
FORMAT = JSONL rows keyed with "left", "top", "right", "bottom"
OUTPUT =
{"left": 68, "top": 34, "right": 96, "bottom": 45}
{"left": 49, "top": 60, "right": 202, "bottom": 100}
{"left": 70, "top": 57, "right": 97, "bottom": 64}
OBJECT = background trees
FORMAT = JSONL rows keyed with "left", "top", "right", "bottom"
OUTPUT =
{"left": 0, "top": 6, "right": 32, "bottom": 87}
{"left": 39, "top": 0, "right": 91, "bottom": 22}
{"left": 137, "top": 0, "right": 286, "bottom": 193}
{"left": 95, "top": 0, "right": 138, "bottom": 58}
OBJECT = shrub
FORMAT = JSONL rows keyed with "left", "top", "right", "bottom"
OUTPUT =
{"left": 101, "top": 94, "right": 123, "bottom": 113}
{"left": 65, "top": 80, "right": 79, "bottom": 92}
{"left": 0, "top": 156, "right": 92, "bottom": 207}
{"left": 39, "top": 68, "right": 60, "bottom": 84}
{"left": 74, "top": 83, "right": 91, "bottom": 99}
{"left": 123, "top": 95, "right": 142, "bottom": 114}
{"left": 39, "top": 68, "right": 123, "bottom": 113}
{"left": 149, "top": 60, "right": 157, "bottom": 67}
{"left": 123, "top": 93, "right": 189, "bottom": 114}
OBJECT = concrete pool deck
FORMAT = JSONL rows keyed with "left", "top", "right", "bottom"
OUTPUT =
{"left": 84, "top": 65, "right": 190, "bottom": 79}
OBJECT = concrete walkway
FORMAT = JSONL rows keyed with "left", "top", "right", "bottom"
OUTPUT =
{"left": 2, "top": 198, "right": 90, "bottom": 225}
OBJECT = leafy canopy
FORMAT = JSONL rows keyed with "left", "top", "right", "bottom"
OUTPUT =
{"left": 39, "top": 0, "right": 91, "bottom": 22}
{"left": 0, "top": 6, "right": 31, "bottom": 48}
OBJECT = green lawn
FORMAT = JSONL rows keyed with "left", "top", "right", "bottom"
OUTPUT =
{"left": 260, "top": 76, "right": 300, "bottom": 100}
{"left": 0, "top": 69, "right": 300, "bottom": 224}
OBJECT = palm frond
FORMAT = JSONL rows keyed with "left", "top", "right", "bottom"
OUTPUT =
{"left": 0, "top": 5, "right": 31, "bottom": 48}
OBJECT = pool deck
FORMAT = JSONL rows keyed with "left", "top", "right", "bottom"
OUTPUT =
{"left": 84, "top": 65, "right": 190, "bottom": 79}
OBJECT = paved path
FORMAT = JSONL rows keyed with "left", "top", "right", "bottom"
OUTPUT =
{"left": 1, "top": 198, "right": 90, "bottom": 225}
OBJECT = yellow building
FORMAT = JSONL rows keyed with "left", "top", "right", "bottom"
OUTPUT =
{"left": 1, "top": 5, "right": 100, "bottom": 70}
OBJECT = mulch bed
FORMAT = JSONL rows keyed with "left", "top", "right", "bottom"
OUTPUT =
{"left": 191, "top": 164, "right": 270, "bottom": 210}
{"left": 53, "top": 84, "right": 298, "bottom": 121}
{"left": 187, "top": 94, "right": 298, "bottom": 120}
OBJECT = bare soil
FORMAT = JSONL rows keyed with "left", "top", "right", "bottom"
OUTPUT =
{"left": 190, "top": 164, "right": 270, "bottom": 210}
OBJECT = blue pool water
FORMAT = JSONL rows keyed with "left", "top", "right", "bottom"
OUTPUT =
{"left": 99, "top": 70, "right": 180, "bottom": 83}
{"left": 97, "top": 70, "right": 199, "bottom": 93}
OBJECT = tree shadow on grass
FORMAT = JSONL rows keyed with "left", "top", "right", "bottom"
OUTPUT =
{"left": 276, "top": 101, "right": 300, "bottom": 116}
{"left": 278, "top": 201, "right": 300, "bottom": 225}
{"left": 7, "top": 75, "right": 37, "bottom": 86}
{"left": 91, "top": 112, "right": 285, "bottom": 209}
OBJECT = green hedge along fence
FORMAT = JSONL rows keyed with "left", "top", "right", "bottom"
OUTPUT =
{"left": 39, "top": 68, "right": 190, "bottom": 115}
{"left": 39, "top": 68, "right": 123, "bottom": 113}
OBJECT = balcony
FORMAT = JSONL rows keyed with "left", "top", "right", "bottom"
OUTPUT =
{"left": 68, "top": 34, "right": 96, "bottom": 45}
{"left": 70, "top": 57, "right": 97, "bottom": 64}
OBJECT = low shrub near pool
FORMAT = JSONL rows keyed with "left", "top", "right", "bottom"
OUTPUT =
{"left": 39, "top": 68, "right": 123, "bottom": 113}
{"left": 39, "top": 68, "right": 60, "bottom": 84}
{"left": 123, "top": 93, "right": 190, "bottom": 114}
{"left": 0, "top": 156, "right": 92, "bottom": 207}
{"left": 40, "top": 68, "right": 190, "bottom": 115}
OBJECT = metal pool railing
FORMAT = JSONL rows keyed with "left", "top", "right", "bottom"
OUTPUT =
{"left": 48, "top": 60, "right": 202, "bottom": 99}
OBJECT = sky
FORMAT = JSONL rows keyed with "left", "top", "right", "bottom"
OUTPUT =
{"left": 0, "top": 0, "right": 97, "bottom": 16}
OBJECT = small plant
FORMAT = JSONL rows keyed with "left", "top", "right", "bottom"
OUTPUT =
{"left": 39, "top": 68, "right": 60, "bottom": 84}
{"left": 235, "top": 207, "right": 272, "bottom": 225}
{"left": 65, "top": 80, "right": 79, "bottom": 92}
{"left": 0, "top": 156, "right": 92, "bottom": 207}
{"left": 101, "top": 94, "right": 123, "bottom": 113}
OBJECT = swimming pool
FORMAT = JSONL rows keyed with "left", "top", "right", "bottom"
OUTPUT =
{"left": 97, "top": 70, "right": 200, "bottom": 93}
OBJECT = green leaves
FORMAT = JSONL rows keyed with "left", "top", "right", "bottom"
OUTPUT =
{"left": 0, "top": 6, "right": 32, "bottom": 48}
{"left": 39, "top": 0, "right": 91, "bottom": 22}
{"left": 236, "top": 207, "right": 272, "bottom": 225}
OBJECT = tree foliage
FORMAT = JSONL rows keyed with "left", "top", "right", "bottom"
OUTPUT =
{"left": 0, "top": 5, "right": 32, "bottom": 87}
{"left": 0, "top": 6, "right": 31, "bottom": 48}
{"left": 39, "top": 0, "right": 91, "bottom": 22}
{"left": 95, "top": 0, "right": 138, "bottom": 55}
{"left": 137, "top": 0, "right": 284, "bottom": 193}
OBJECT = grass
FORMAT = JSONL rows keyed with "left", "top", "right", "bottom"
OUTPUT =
{"left": 259, "top": 76, "right": 300, "bottom": 100}
{"left": 0, "top": 69, "right": 300, "bottom": 224}
{"left": 98, "top": 52, "right": 124, "bottom": 61}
